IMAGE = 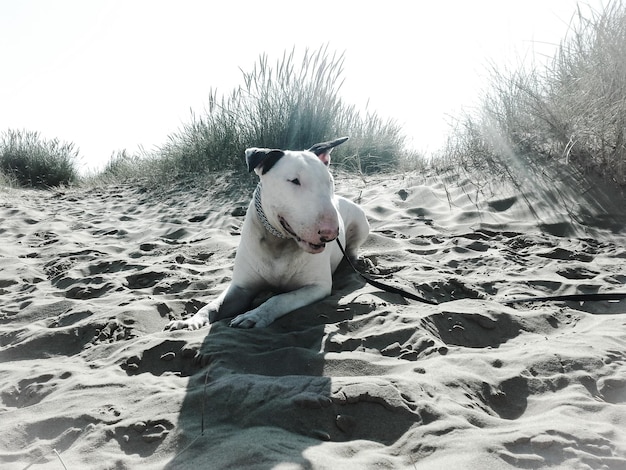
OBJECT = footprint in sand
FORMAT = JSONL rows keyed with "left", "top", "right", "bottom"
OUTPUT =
{"left": 1, "top": 373, "right": 57, "bottom": 408}
{"left": 111, "top": 419, "right": 174, "bottom": 455}
{"left": 125, "top": 270, "right": 168, "bottom": 289}
{"left": 92, "top": 319, "right": 136, "bottom": 345}
{"left": 120, "top": 339, "right": 199, "bottom": 377}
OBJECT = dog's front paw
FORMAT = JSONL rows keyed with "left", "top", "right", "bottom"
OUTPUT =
{"left": 164, "top": 312, "right": 208, "bottom": 331}
{"left": 229, "top": 311, "right": 270, "bottom": 329}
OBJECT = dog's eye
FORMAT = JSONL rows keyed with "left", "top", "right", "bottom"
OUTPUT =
{"left": 289, "top": 178, "right": 301, "bottom": 186}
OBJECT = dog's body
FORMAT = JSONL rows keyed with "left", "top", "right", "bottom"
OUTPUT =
{"left": 165, "top": 137, "right": 369, "bottom": 330}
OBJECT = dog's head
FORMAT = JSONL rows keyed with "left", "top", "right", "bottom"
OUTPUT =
{"left": 245, "top": 137, "right": 348, "bottom": 254}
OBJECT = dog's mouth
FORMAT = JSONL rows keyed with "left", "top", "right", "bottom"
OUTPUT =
{"left": 279, "top": 217, "right": 326, "bottom": 253}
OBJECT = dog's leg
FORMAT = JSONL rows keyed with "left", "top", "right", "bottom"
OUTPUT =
{"left": 165, "top": 284, "right": 255, "bottom": 331}
{"left": 229, "top": 284, "right": 330, "bottom": 329}
{"left": 337, "top": 197, "right": 370, "bottom": 259}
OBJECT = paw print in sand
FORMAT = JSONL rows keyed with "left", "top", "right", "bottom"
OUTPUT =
{"left": 110, "top": 419, "right": 174, "bottom": 455}
{"left": 92, "top": 319, "right": 136, "bottom": 345}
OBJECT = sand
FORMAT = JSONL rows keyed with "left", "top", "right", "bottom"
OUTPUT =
{"left": 1, "top": 160, "right": 625, "bottom": 469}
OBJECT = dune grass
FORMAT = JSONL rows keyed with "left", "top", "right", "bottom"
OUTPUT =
{"left": 444, "top": 1, "right": 626, "bottom": 187}
{"left": 154, "top": 45, "right": 409, "bottom": 178}
{"left": 6, "top": 2, "right": 626, "bottom": 191}
{"left": 0, "top": 129, "right": 80, "bottom": 188}
{"left": 3, "top": 47, "right": 411, "bottom": 190}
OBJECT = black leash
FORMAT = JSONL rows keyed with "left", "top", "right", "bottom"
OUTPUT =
{"left": 336, "top": 239, "right": 626, "bottom": 307}
{"left": 336, "top": 239, "right": 438, "bottom": 305}
{"left": 501, "top": 292, "right": 626, "bottom": 305}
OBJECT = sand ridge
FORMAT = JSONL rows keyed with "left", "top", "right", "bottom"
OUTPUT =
{"left": 1, "top": 165, "right": 625, "bottom": 469}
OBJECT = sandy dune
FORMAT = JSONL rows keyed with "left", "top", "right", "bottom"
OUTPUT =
{"left": 1, "top": 161, "right": 625, "bottom": 469}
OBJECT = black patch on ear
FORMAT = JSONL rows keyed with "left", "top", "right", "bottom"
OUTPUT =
{"left": 245, "top": 149, "right": 285, "bottom": 174}
{"left": 308, "top": 136, "right": 349, "bottom": 156}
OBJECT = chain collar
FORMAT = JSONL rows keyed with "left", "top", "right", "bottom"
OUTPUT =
{"left": 253, "top": 183, "right": 289, "bottom": 239}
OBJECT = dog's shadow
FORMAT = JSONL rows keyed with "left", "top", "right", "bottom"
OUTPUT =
{"left": 164, "top": 260, "right": 416, "bottom": 469}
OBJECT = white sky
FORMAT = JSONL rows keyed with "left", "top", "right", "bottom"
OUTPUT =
{"left": 0, "top": 0, "right": 604, "bottom": 173}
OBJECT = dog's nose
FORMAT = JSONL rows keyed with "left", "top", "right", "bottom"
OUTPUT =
{"left": 318, "top": 227, "right": 339, "bottom": 243}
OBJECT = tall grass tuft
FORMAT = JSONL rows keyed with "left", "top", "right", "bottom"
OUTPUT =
{"left": 0, "top": 129, "right": 80, "bottom": 188}
{"left": 157, "top": 45, "right": 407, "bottom": 176}
{"left": 445, "top": 1, "right": 626, "bottom": 186}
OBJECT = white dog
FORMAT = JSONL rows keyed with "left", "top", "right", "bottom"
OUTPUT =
{"left": 165, "top": 137, "right": 369, "bottom": 331}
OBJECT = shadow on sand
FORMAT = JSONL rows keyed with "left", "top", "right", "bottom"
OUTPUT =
{"left": 162, "top": 262, "right": 426, "bottom": 469}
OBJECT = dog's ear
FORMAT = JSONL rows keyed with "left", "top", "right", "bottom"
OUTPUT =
{"left": 245, "top": 148, "right": 285, "bottom": 175}
{"left": 308, "top": 136, "right": 349, "bottom": 166}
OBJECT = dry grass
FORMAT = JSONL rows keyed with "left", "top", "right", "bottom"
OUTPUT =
{"left": 155, "top": 45, "right": 409, "bottom": 177}
{"left": 0, "top": 129, "right": 79, "bottom": 188}
{"left": 444, "top": 1, "right": 626, "bottom": 187}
